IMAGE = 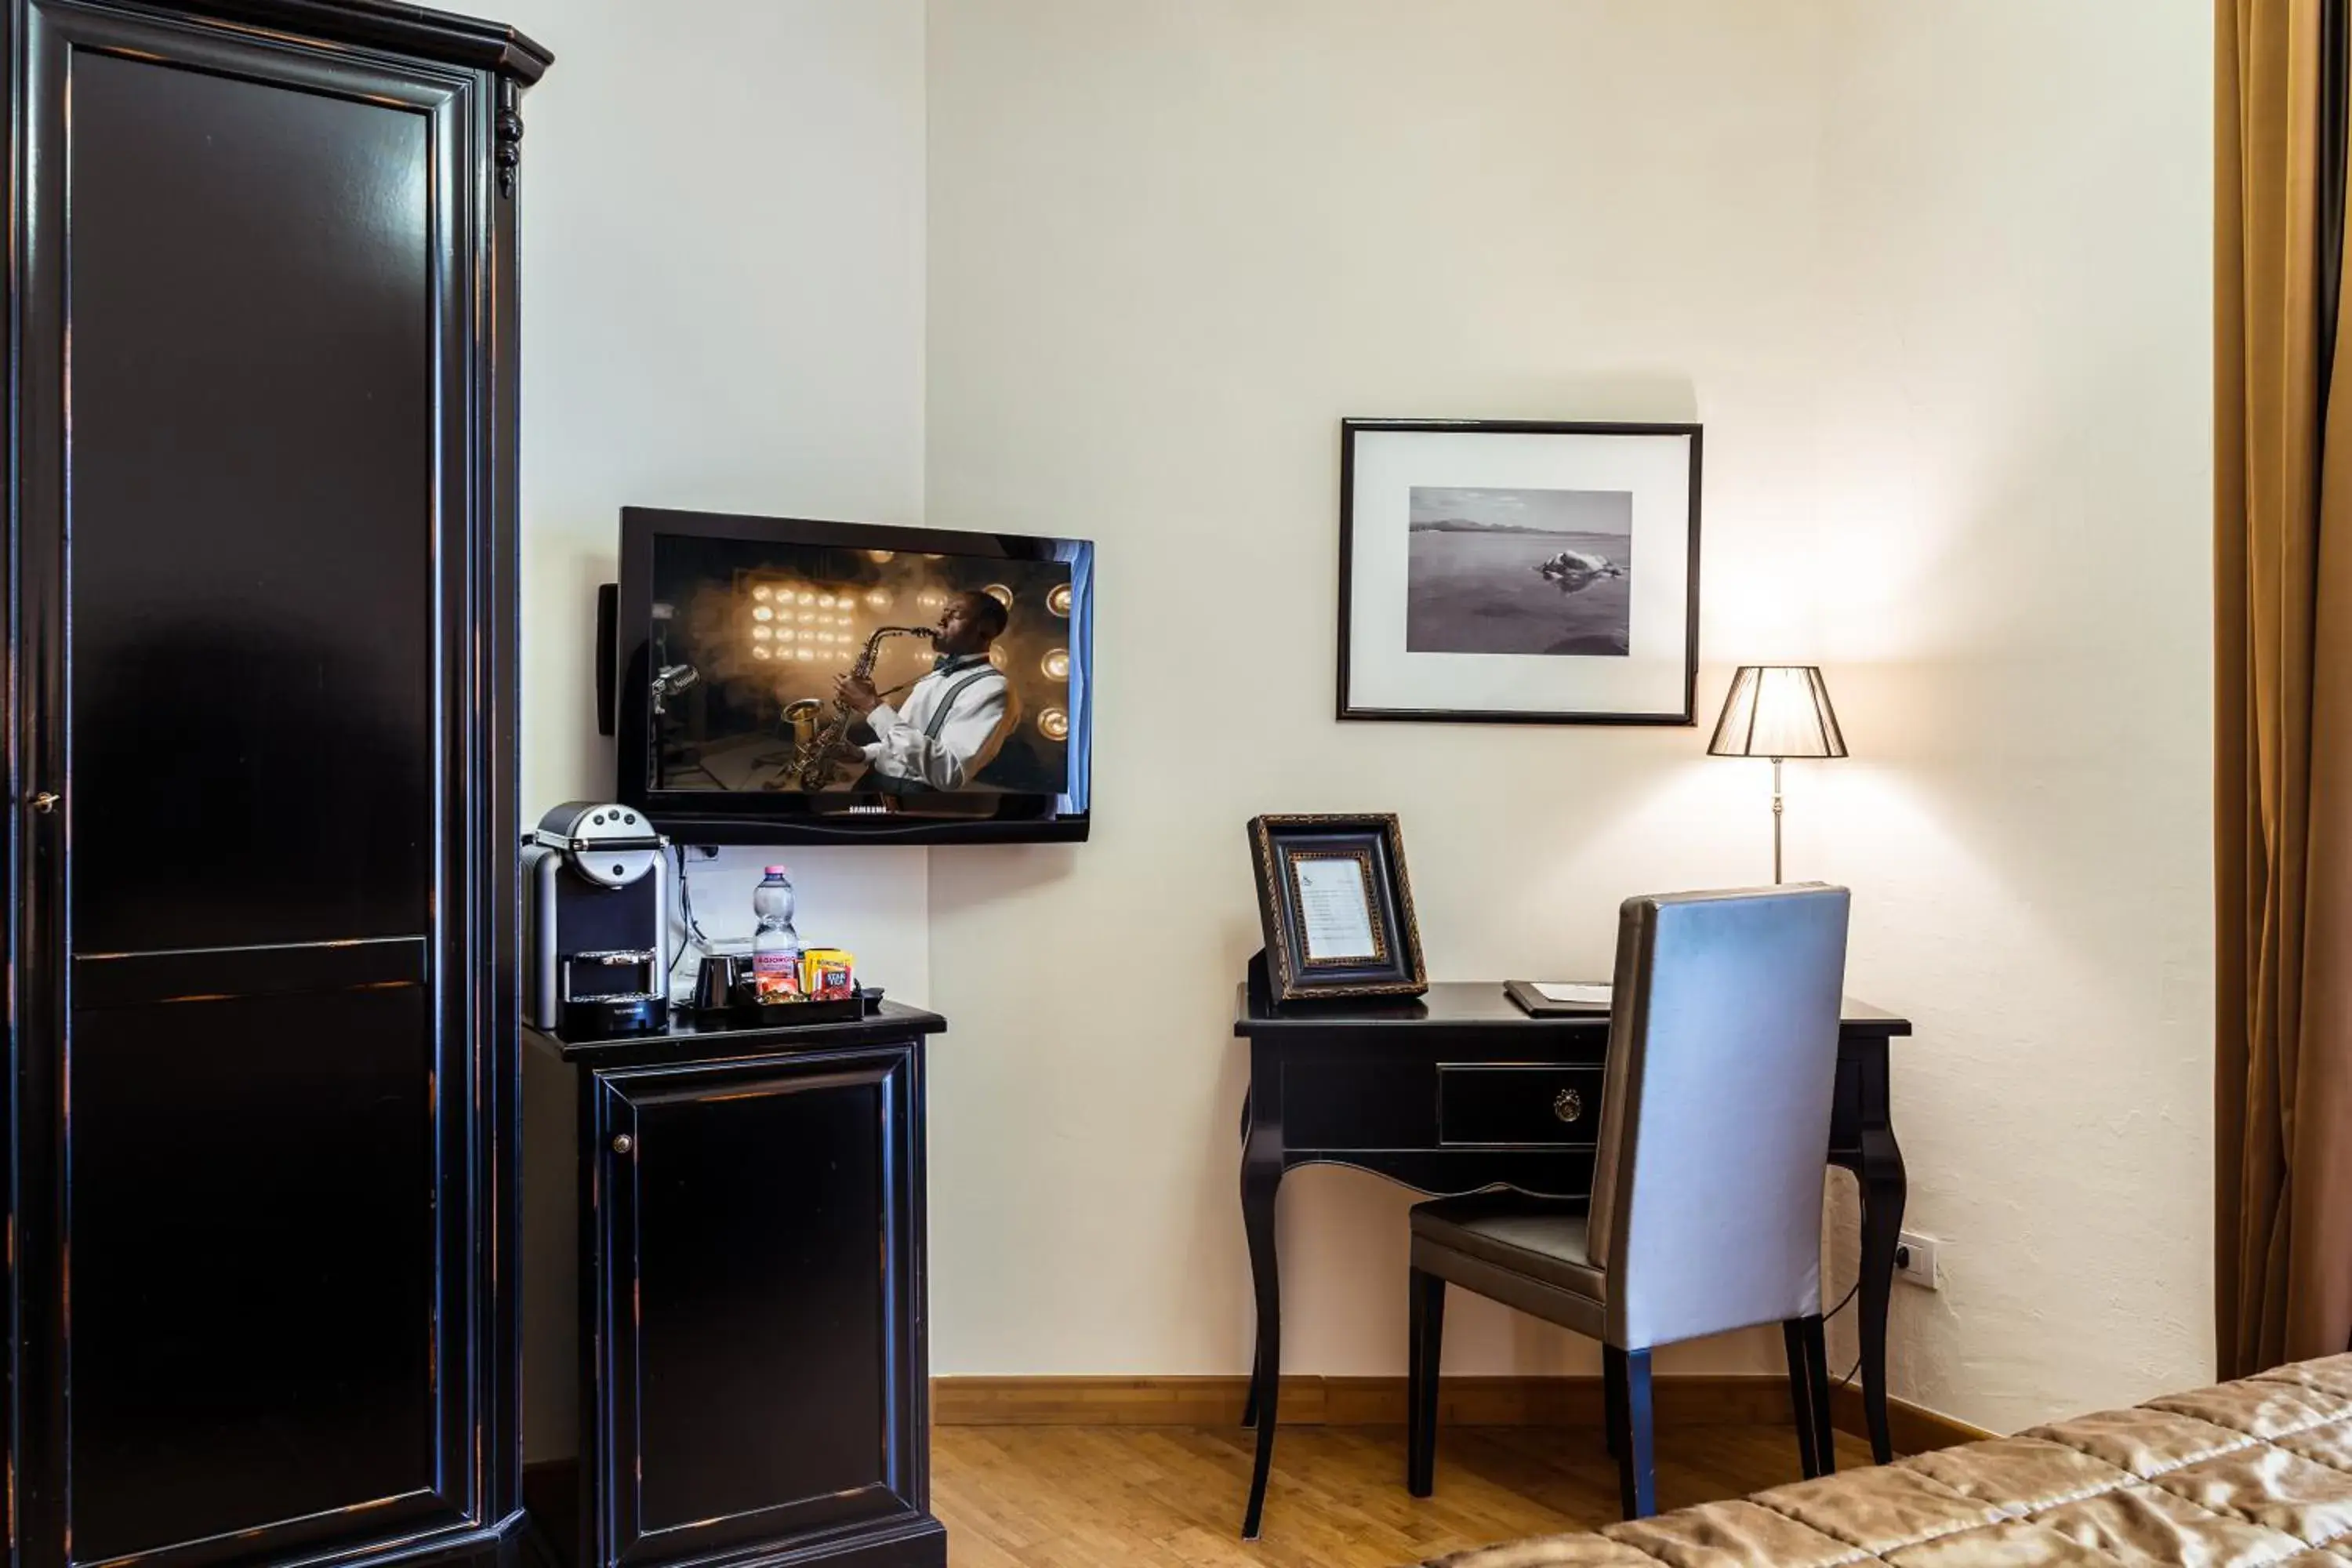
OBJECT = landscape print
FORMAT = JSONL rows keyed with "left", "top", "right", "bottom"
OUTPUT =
{"left": 1405, "top": 485, "right": 1633, "bottom": 655}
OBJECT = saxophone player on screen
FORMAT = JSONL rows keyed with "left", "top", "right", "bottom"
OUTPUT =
{"left": 830, "top": 591, "right": 1019, "bottom": 793}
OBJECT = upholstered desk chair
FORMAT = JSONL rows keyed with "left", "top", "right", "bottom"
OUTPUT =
{"left": 1405, "top": 884, "right": 1852, "bottom": 1520}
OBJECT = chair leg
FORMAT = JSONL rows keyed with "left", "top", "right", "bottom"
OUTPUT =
{"left": 1784, "top": 1318, "right": 1821, "bottom": 1479}
{"left": 1407, "top": 1267, "right": 1446, "bottom": 1497}
{"left": 1603, "top": 1345, "right": 1627, "bottom": 1459}
{"left": 1802, "top": 1313, "right": 1835, "bottom": 1475}
{"left": 1606, "top": 1345, "right": 1656, "bottom": 1520}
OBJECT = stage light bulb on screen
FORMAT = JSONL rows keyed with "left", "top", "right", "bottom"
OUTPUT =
{"left": 982, "top": 583, "right": 1014, "bottom": 609}
{"left": 1047, "top": 584, "right": 1073, "bottom": 617}
{"left": 988, "top": 646, "right": 1007, "bottom": 670}
{"left": 753, "top": 626, "right": 772, "bottom": 641}
{"left": 798, "top": 648, "right": 815, "bottom": 661}
{"left": 1042, "top": 648, "right": 1070, "bottom": 681}
{"left": 753, "top": 646, "right": 771, "bottom": 661}
{"left": 1038, "top": 707, "right": 1070, "bottom": 741}
{"left": 866, "top": 589, "right": 891, "bottom": 608}
{"left": 753, "top": 586, "right": 771, "bottom": 601}
{"left": 778, "top": 628, "right": 794, "bottom": 641}
{"left": 818, "top": 593, "right": 836, "bottom": 608}
{"left": 867, "top": 550, "right": 895, "bottom": 564}
{"left": 799, "top": 592, "right": 815, "bottom": 605}
{"left": 752, "top": 606, "right": 773, "bottom": 622}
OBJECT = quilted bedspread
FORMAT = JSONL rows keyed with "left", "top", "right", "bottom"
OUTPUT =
{"left": 1424, "top": 1354, "right": 2352, "bottom": 1566}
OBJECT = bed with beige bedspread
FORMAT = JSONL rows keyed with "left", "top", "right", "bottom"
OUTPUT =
{"left": 1423, "top": 1355, "right": 2352, "bottom": 1566}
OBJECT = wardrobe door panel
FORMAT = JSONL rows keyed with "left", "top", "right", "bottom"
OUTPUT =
{"left": 67, "top": 965, "right": 444, "bottom": 1566}
{"left": 64, "top": 40, "right": 438, "bottom": 956}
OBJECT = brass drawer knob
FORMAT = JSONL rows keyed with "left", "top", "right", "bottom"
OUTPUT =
{"left": 1552, "top": 1087, "right": 1583, "bottom": 1124}
{"left": 611, "top": 1134, "right": 634, "bottom": 1155}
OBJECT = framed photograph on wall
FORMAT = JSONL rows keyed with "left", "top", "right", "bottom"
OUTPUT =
{"left": 1247, "top": 813, "right": 1427, "bottom": 1003}
{"left": 1338, "top": 419, "right": 1703, "bottom": 724}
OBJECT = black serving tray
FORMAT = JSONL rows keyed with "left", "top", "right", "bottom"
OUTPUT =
{"left": 688, "top": 989, "right": 880, "bottom": 1029}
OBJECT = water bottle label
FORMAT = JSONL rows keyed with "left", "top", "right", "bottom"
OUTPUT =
{"left": 754, "top": 949, "right": 804, "bottom": 1002}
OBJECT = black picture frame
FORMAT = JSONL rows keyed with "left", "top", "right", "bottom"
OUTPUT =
{"left": 1247, "top": 813, "right": 1427, "bottom": 1003}
{"left": 1336, "top": 418, "right": 1704, "bottom": 725}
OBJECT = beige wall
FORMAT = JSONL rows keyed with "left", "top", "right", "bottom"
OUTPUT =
{"left": 510, "top": 0, "right": 928, "bottom": 811}
{"left": 924, "top": 0, "right": 2213, "bottom": 1432}
{"left": 1805, "top": 3, "right": 2215, "bottom": 1425}
{"left": 503, "top": 0, "right": 932, "bottom": 1459}
{"left": 499, "top": 0, "right": 2212, "bottom": 1445}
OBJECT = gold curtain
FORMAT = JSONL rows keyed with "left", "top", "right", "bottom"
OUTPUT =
{"left": 2217, "top": 0, "right": 2352, "bottom": 1376}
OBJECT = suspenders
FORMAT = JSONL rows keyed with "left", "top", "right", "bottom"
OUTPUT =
{"left": 864, "top": 662, "right": 1002, "bottom": 797}
{"left": 924, "top": 668, "right": 1001, "bottom": 741}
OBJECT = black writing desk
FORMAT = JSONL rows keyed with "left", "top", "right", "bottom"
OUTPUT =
{"left": 1233, "top": 956, "right": 1910, "bottom": 1539}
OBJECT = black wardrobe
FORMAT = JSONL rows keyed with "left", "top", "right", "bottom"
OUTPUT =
{"left": 2, "top": 2, "right": 548, "bottom": 1566}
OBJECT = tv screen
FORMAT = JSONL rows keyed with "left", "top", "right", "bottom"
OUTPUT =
{"left": 614, "top": 509, "right": 1093, "bottom": 844}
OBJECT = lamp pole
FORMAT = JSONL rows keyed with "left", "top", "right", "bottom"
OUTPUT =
{"left": 1708, "top": 666, "right": 1846, "bottom": 887}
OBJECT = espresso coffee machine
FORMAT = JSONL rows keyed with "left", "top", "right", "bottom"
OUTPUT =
{"left": 522, "top": 800, "right": 673, "bottom": 1035}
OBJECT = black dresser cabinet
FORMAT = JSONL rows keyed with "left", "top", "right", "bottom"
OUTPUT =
{"left": 4, "top": 3, "right": 548, "bottom": 1566}
{"left": 526, "top": 1008, "right": 949, "bottom": 1568}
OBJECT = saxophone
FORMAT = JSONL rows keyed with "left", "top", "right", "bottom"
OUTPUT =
{"left": 779, "top": 625, "right": 937, "bottom": 790}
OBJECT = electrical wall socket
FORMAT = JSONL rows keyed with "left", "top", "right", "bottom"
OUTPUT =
{"left": 1893, "top": 1230, "right": 1941, "bottom": 1290}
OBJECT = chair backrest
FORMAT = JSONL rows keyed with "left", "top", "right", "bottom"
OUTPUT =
{"left": 1585, "top": 884, "right": 1850, "bottom": 1350}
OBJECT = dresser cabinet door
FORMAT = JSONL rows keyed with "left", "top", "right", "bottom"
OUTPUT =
{"left": 588, "top": 1045, "right": 935, "bottom": 1568}
{"left": 9, "top": 3, "right": 510, "bottom": 1565}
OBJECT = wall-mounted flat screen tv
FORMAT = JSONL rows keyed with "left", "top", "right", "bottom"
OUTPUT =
{"left": 612, "top": 508, "right": 1094, "bottom": 844}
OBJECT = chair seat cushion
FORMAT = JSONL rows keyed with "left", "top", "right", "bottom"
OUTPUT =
{"left": 1410, "top": 1194, "right": 1607, "bottom": 1338}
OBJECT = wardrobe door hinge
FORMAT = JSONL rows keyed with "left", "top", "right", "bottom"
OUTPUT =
{"left": 495, "top": 78, "right": 524, "bottom": 199}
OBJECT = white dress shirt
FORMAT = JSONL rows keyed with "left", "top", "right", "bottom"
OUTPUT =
{"left": 861, "top": 652, "right": 1018, "bottom": 790}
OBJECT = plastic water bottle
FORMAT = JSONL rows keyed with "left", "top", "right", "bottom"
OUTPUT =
{"left": 752, "top": 866, "right": 803, "bottom": 1003}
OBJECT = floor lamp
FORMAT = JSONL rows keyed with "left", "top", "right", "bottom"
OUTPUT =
{"left": 1707, "top": 666, "right": 1846, "bottom": 884}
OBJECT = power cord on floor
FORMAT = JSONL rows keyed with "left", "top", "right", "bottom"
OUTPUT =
{"left": 1821, "top": 1187, "right": 1868, "bottom": 1389}
{"left": 1822, "top": 1279, "right": 1864, "bottom": 1388}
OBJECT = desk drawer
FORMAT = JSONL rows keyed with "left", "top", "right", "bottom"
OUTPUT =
{"left": 1438, "top": 1065, "right": 1602, "bottom": 1146}
{"left": 1281, "top": 1062, "right": 1433, "bottom": 1149}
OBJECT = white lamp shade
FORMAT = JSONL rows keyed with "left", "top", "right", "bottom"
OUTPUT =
{"left": 1708, "top": 666, "right": 1847, "bottom": 759}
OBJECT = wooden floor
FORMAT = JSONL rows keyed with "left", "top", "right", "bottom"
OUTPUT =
{"left": 932, "top": 1423, "right": 1875, "bottom": 1567}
